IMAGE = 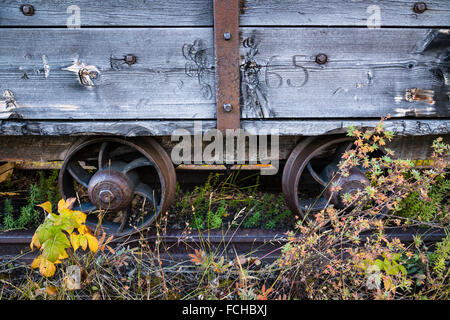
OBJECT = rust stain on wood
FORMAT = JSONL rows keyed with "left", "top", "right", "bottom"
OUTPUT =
{"left": 405, "top": 88, "right": 436, "bottom": 105}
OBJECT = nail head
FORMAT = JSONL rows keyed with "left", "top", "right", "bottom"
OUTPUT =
{"left": 413, "top": 2, "right": 427, "bottom": 14}
{"left": 315, "top": 53, "right": 328, "bottom": 65}
{"left": 125, "top": 55, "right": 137, "bottom": 65}
{"left": 223, "top": 104, "right": 233, "bottom": 112}
{"left": 21, "top": 4, "right": 35, "bottom": 16}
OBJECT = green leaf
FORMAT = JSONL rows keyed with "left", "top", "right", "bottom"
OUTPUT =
{"left": 41, "top": 232, "right": 71, "bottom": 263}
{"left": 398, "top": 265, "right": 407, "bottom": 276}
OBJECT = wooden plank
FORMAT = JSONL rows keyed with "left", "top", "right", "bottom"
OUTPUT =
{"left": 239, "top": 28, "right": 450, "bottom": 119}
{"left": 1, "top": 119, "right": 448, "bottom": 136}
{"left": 240, "top": 0, "right": 450, "bottom": 27}
{"left": 2, "top": 27, "right": 448, "bottom": 120}
{"left": 1, "top": 0, "right": 449, "bottom": 27}
{"left": 0, "top": 162, "right": 14, "bottom": 183}
{"left": 0, "top": 128, "right": 447, "bottom": 163}
{"left": 0, "top": 136, "right": 76, "bottom": 161}
{"left": 0, "top": 0, "right": 213, "bottom": 27}
{"left": 0, "top": 28, "right": 216, "bottom": 120}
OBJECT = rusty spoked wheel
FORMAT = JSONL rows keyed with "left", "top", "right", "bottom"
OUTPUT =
{"left": 59, "top": 137, "right": 176, "bottom": 236}
{"left": 282, "top": 135, "right": 371, "bottom": 221}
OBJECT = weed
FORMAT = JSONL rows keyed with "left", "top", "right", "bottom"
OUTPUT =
{"left": 2, "top": 199, "right": 15, "bottom": 230}
{"left": 0, "top": 170, "right": 61, "bottom": 231}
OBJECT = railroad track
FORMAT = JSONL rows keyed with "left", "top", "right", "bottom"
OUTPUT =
{"left": 0, "top": 227, "right": 447, "bottom": 264}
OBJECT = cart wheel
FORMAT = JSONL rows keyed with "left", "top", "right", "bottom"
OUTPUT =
{"left": 59, "top": 137, "right": 176, "bottom": 236}
{"left": 282, "top": 136, "right": 371, "bottom": 221}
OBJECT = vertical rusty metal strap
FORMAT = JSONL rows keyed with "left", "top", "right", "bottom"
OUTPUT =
{"left": 214, "top": 0, "right": 240, "bottom": 130}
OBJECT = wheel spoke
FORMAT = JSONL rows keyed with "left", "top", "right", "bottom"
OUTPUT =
{"left": 73, "top": 202, "right": 97, "bottom": 213}
{"left": 117, "top": 205, "right": 132, "bottom": 233}
{"left": 67, "top": 160, "right": 92, "bottom": 188}
{"left": 123, "top": 157, "right": 154, "bottom": 173}
{"left": 307, "top": 163, "right": 327, "bottom": 186}
{"left": 135, "top": 183, "right": 157, "bottom": 207}
{"left": 98, "top": 142, "right": 116, "bottom": 170}
{"left": 299, "top": 197, "right": 329, "bottom": 212}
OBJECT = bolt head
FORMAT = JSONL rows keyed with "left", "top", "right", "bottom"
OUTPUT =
{"left": 224, "top": 32, "right": 231, "bottom": 41}
{"left": 89, "top": 71, "right": 98, "bottom": 79}
{"left": 413, "top": 2, "right": 427, "bottom": 14}
{"left": 21, "top": 4, "right": 34, "bottom": 16}
{"left": 125, "top": 55, "right": 137, "bottom": 65}
{"left": 315, "top": 53, "right": 328, "bottom": 65}
{"left": 223, "top": 104, "right": 233, "bottom": 112}
{"left": 99, "top": 190, "right": 115, "bottom": 203}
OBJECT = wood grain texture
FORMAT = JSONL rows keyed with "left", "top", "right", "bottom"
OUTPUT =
{"left": 1, "top": 0, "right": 449, "bottom": 27}
{"left": 239, "top": 28, "right": 450, "bottom": 119}
{"left": 0, "top": 28, "right": 216, "bottom": 120}
{"left": 0, "top": 28, "right": 448, "bottom": 120}
{"left": 1, "top": 119, "right": 448, "bottom": 136}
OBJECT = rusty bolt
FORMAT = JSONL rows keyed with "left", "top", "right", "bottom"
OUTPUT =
{"left": 89, "top": 71, "right": 98, "bottom": 79}
{"left": 125, "top": 54, "right": 137, "bottom": 65}
{"left": 21, "top": 4, "right": 35, "bottom": 16}
{"left": 99, "top": 190, "right": 115, "bottom": 203}
{"left": 315, "top": 53, "right": 328, "bottom": 65}
{"left": 223, "top": 104, "right": 233, "bottom": 112}
{"left": 413, "top": 2, "right": 427, "bottom": 14}
{"left": 224, "top": 32, "right": 231, "bottom": 41}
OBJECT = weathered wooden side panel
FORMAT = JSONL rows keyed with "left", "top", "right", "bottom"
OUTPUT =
{"left": 1, "top": 0, "right": 449, "bottom": 27}
{"left": 0, "top": 28, "right": 448, "bottom": 120}
{"left": 240, "top": 28, "right": 450, "bottom": 119}
{"left": 0, "top": 28, "right": 216, "bottom": 120}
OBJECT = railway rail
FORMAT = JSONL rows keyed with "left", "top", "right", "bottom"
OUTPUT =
{"left": 0, "top": 227, "right": 447, "bottom": 264}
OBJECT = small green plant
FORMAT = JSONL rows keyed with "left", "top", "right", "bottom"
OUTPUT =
{"left": 242, "top": 193, "right": 292, "bottom": 229}
{"left": 0, "top": 170, "right": 62, "bottom": 231}
{"left": 429, "top": 235, "right": 450, "bottom": 278}
{"left": 30, "top": 198, "right": 99, "bottom": 277}
{"left": 2, "top": 198, "right": 15, "bottom": 230}
{"left": 272, "top": 118, "right": 449, "bottom": 300}
{"left": 395, "top": 176, "right": 449, "bottom": 223}
{"left": 37, "top": 170, "right": 61, "bottom": 205}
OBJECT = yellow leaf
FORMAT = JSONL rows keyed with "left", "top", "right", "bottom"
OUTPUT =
{"left": 37, "top": 201, "right": 52, "bottom": 214}
{"left": 383, "top": 276, "right": 393, "bottom": 291}
{"left": 39, "top": 258, "right": 56, "bottom": 277}
{"left": 86, "top": 234, "right": 99, "bottom": 253}
{"left": 58, "top": 249, "right": 69, "bottom": 260}
{"left": 71, "top": 210, "right": 87, "bottom": 226}
{"left": 78, "top": 224, "right": 89, "bottom": 235}
{"left": 30, "top": 233, "right": 41, "bottom": 251}
{"left": 70, "top": 233, "right": 80, "bottom": 252}
{"left": 80, "top": 235, "right": 88, "bottom": 251}
{"left": 58, "top": 198, "right": 76, "bottom": 212}
{"left": 31, "top": 255, "right": 42, "bottom": 269}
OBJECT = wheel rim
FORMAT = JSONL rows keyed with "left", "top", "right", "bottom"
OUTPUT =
{"left": 59, "top": 137, "right": 176, "bottom": 236}
{"left": 282, "top": 136, "right": 370, "bottom": 220}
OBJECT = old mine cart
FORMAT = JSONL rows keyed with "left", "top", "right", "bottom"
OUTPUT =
{"left": 0, "top": 1, "right": 449, "bottom": 236}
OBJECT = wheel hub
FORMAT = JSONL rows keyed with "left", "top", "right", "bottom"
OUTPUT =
{"left": 88, "top": 170, "right": 134, "bottom": 211}
{"left": 324, "top": 167, "right": 369, "bottom": 207}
